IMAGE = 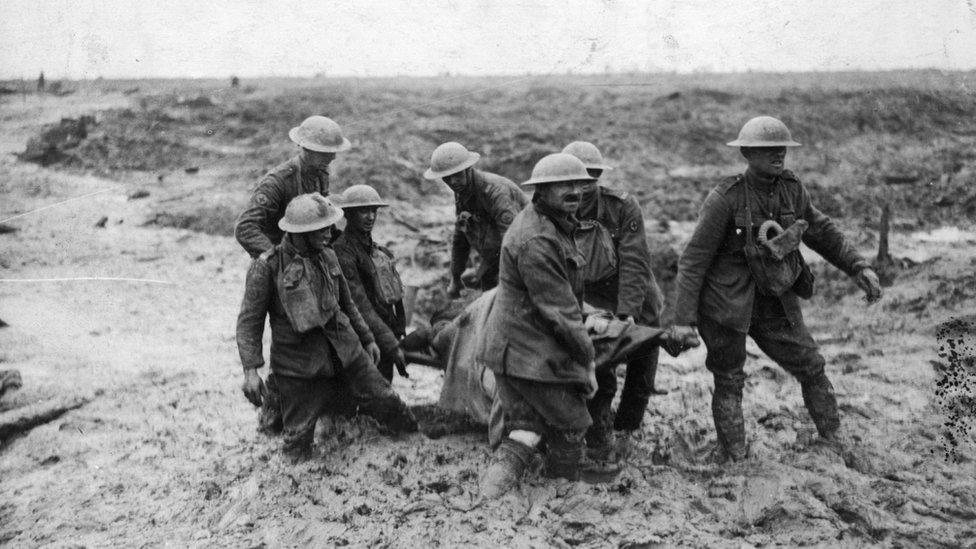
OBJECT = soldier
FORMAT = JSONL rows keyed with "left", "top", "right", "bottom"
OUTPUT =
{"left": 333, "top": 185, "right": 408, "bottom": 382}
{"left": 235, "top": 115, "right": 351, "bottom": 434}
{"left": 235, "top": 115, "right": 351, "bottom": 258}
{"left": 236, "top": 193, "right": 417, "bottom": 460}
{"left": 561, "top": 141, "right": 667, "bottom": 464}
{"left": 477, "top": 153, "right": 599, "bottom": 498}
{"left": 422, "top": 142, "right": 528, "bottom": 297}
{"left": 672, "top": 116, "right": 882, "bottom": 461}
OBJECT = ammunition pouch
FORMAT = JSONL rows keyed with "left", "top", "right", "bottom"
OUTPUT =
{"left": 743, "top": 244, "right": 805, "bottom": 297}
{"left": 370, "top": 246, "right": 404, "bottom": 305}
{"left": 276, "top": 256, "right": 336, "bottom": 333}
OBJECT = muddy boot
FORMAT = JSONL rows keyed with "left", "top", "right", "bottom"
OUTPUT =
{"left": 544, "top": 431, "right": 584, "bottom": 481}
{"left": 258, "top": 373, "right": 283, "bottom": 436}
{"left": 712, "top": 383, "right": 747, "bottom": 462}
{"left": 638, "top": 355, "right": 667, "bottom": 396}
{"left": 479, "top": 438, "right": 537, "bottom": 499}
{"left": 800, "top": 372, "right": 841, "bottom": 440}
{"left": 584, "top": 407, "right": 623, "bottom": 483}
{"left": 613, "top": 430, "right": 637, "bottom": 462}
{"left": 282, "top": 420, "right": 315, "bottom": 462}
{"left": 583, "top": 409, "right": 621, "bottom": 483}
{"left": 580, "top": 452, "right": 622, "bottom": 484}
{"left": 361, "top": 395, "right": 419, "bottom": 435}
{"left": 585, "top": 402, "right": 614, "bottom": 462}
{"left": 614, "top": 351, "right": 663, "bottom": 433}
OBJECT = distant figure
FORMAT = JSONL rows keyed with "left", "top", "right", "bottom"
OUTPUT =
{"left": 230, "top": 76, "right": 240, "bottom": 88}
{"left": 37, "top": 72, "right": 45, "bottom": 92}
{"left": 422, "top": 142, "right": 527, "bottom": 297}
{"left": 672, "top": 116, "right": 882, "bottom": 462}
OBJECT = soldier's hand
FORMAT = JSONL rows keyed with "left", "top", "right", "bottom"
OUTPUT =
{"left": 855, "top": 267, "right": 882, "bottom": 303}
{"left": 446, "top": 279, "right": 463, "bottom": 299}
{"left": 394, "top": 348, "right": 409, "bottom": 378}
{"left": 365, "top": 342, "right": 381, "bottom": 366}
{"left": 584, "top": 314, "right": 611, "bottom": 336}
{"left": 241, "top": 369, "right": 265, "bottom": 408}
{"left": 583, "top": 361, "right": 598, "bottom": 400}
{"left": 663, "top": 325, "right": 700, "bottom": 357}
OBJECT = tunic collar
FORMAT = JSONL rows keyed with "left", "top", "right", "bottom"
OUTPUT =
{"left": 744, "top": 167, "right": 779, "bottom": 193}
{"left": 343, "top": 226, "right": 374, "bottom": 250}
{"left": 296, "top": 155, "right": 329, "bottom": 193}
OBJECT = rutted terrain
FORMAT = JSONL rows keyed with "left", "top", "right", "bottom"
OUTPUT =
{"left": 1, "top": 75, "right": 975, "bottom": 547}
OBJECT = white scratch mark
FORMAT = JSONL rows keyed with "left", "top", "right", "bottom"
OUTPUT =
{"left": 0, "top": 187, "right": 119, "bottom": 224}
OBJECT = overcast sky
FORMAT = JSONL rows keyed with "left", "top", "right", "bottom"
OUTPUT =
{"left": 2, "top": 0, "right": 975, "bottom": 79}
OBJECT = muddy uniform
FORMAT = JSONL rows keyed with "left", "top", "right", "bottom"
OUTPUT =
{"left": 478, "top": 199, "right": 595, "bottom": 474}
{"left": 451, "top": 170, "right": 528, "bottom": 290}
{"left": 235, "top": 156, "right": 331, "bottom": 258}
{"left": 236, "top": 241, "right": 415, "bottom": 455}
{"left": 234, "top": 156, "right": 331, "bottom": 432}
{"left": 333, "top": 228, "right": 406, "bottom": 382}
{"left": 576, "top": 186, "right": 665, "bottom": 449}
{"left": 674, "top": 169, "right": 869, "bottom": 455}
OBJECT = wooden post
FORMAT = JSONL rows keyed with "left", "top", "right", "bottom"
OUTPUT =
{"left": 877, "top": 201, "right": 891, "bottom": 264}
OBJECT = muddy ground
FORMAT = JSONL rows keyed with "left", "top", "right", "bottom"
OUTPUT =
{"left": 1, "top": 82, "right": 976, "bottom": 548}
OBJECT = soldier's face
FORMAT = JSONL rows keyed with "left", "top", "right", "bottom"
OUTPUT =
{"left": 301, "top": 149, "right": 336, "bottom": 171}
{"left": 441, "top": 169, "right": 470, "bottom": 194}
{"left": 742, "top": 147, "right": 787, "bottom": 176}
{"left": 345, "top": 207, "right": 379, "bottom": 233}
{"left": 291, "top": 226, "right": 330, "bottom": 252}
{"left": 536, "top": 180, "right": 584, "bottom": 215}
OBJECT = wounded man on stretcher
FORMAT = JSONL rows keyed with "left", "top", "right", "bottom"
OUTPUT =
{"left": 400, "top": 289, "right": 698, "bottom": 447}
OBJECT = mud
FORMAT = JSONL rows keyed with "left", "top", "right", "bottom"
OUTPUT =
{"left": 1, "top": 85, "right": 975, "bottom": 547}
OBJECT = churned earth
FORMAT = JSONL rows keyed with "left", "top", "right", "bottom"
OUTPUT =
{"left": 1, "top": 81, "right": 975, "bottom": 548}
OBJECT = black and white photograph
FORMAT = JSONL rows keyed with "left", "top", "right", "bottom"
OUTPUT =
{"left": 1, "top": 1, "right": 975, "bottom": 546}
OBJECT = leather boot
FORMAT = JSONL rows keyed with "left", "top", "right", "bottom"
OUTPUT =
{"left": 257, "top": 373, "right": 283, "bottom": 435}
{"left": 614, "top": 351, "right": 663, "bottom": 432}
{"left": 800, "top": 372, "right": 841, "bottom": 439}
{"left": 585, "top": 368, "right": 615, "bottom": 461}
{"left": 480, "top": 438, "right": 537, "bottom": 499}
{"left": 361, "top": 395, "right": 419, "bottom": 434}
{"left": 544, "top": 431, "right": 584, "bottom": 481}
{"left": 712, "top": 382, "right": 747, "bottom": 461}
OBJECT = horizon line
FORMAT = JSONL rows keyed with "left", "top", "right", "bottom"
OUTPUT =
{"left": 2, "top": 66, "right": 975, "bottom": 83}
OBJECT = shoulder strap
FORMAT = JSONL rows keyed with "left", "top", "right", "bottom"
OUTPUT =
{"left": 742, "top": 179, "right": 755, "bottom": 248}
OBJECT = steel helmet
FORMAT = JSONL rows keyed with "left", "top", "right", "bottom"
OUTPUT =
{"left": 278, "top": 193, "right": 344, "bottom": 233}
{"left": 288, "top": 116, "right": 352, "bottom": 153}
{"left": 423, "top": 142, "right": 481, "bottom": 180}
{"left": 522, "top": 153, "right": 596, "bottom": 186}
{"left": 726, "top": 116, "right": 801, "bottom": 147}
{"left": 337, "top": 184, "right": 388, "bottom": 209}
{"left": 561, "top": 141, "right": 613, "bottom": 171}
